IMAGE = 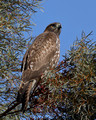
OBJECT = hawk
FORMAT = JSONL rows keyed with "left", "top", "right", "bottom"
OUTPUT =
{"left": 17, "top": 22, "right": 62, "bottom": 112}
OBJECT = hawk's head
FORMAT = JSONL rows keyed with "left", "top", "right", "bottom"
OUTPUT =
{"left": 44, "top": 22, "right": 62, "bottom": 36}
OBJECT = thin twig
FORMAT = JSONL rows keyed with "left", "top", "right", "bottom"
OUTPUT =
{"left": 85, "top": 31, "right": 93, "bottom": 39}
{"left": 0, "top": 102, "right": 20, "bottom": 118}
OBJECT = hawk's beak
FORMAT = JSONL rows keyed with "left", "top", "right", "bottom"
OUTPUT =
{"left": 57, "top": 23, "right": 62, "bottom": 30}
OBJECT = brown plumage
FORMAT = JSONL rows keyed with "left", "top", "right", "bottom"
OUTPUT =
{"left": 17, "top": 22, "right": 62, "bottom": 112}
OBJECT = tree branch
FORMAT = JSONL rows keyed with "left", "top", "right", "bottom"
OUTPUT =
{"left": 0, "top": 101, "right": 20, "bottom": 118}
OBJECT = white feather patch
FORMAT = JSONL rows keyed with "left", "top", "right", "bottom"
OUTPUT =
{"left": 31, "top": 79, "right": 36, "bottom": 88}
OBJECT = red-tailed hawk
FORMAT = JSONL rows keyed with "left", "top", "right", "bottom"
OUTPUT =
{"left": 17, "top": 22, "right": 62, "bottom": 112}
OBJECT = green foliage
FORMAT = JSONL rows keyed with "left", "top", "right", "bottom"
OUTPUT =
{"left": 64, "top": 32, "right": 96, "bottom": 120}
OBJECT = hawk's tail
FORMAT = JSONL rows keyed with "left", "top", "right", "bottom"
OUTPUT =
{"left": 17, "top": 79, "right": 37, "bottom": 112}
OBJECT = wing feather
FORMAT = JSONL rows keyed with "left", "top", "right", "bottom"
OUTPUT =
{"left": 21, "top": 32, "right": 59, "bottom": 82}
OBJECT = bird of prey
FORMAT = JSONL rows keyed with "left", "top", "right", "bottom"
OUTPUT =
{"left": 17, "top": 22, "right": 62, "bottom": 112}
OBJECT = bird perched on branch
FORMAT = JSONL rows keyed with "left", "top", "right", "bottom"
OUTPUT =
{"left": 17, "top": 22, "right": 62, "bottom": 112}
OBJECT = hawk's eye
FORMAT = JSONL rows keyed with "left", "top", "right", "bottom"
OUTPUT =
{"left": 51, "top": 24, "right": 56, "bottom": 27}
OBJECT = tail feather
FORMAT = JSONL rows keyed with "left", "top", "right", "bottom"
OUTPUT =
{"left": 17, "top": 79, "right": 37, "bottom": 112}
{"left": 17, "top": 81, "right": 29, "bottom": 102}
{"left": 22, "top": 81, "right": 33, "bottom": 112}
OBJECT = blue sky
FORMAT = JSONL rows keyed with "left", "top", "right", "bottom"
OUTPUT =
{"left": 32, "top": 0, "right": 96, "bottom": 61}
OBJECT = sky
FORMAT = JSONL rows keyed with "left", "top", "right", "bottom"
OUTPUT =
{"left": 32, "top": 0, "right": 96, "bottom": 61}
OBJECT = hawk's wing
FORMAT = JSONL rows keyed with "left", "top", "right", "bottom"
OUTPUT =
{"left": 21, "top": 32, "right": 60, "bottom": 82}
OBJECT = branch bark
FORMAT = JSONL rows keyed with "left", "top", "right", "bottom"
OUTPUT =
{"left": 0, "top": 101, "right": 20, "bottom": 118}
